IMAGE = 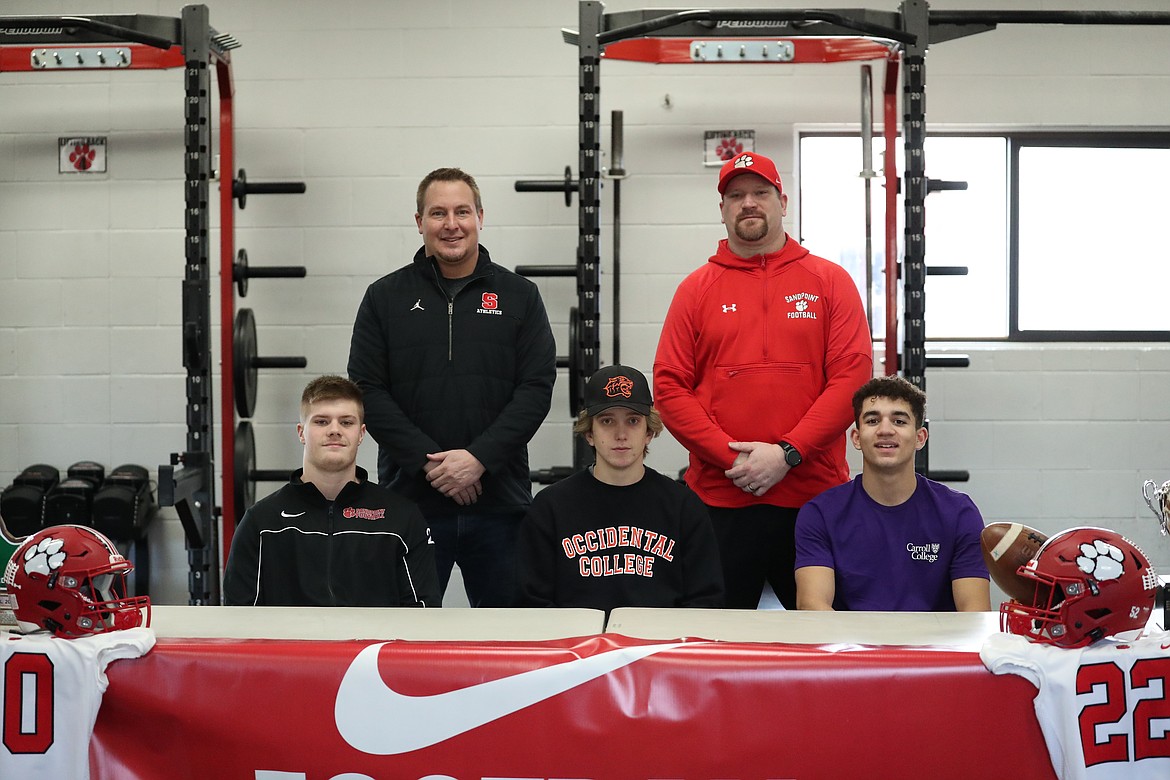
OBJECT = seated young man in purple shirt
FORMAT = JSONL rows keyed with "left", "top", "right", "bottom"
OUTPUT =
{"left": 794, "top": 376, "right": 990, "bottom": 612}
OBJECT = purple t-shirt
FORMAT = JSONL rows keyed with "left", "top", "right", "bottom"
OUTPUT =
{"left": 794, "top": 474, "right": 989, "bottom": 611}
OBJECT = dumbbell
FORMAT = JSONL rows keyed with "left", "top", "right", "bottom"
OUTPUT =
{"left": 1, "top": 464, "right": 60, "bottom": 536}
{"left": 92, "top": 465, "right": 156, "bottom": 541}
{"left": 233, "top": 307, "right": 307, "bottom": 418}
{"left": 43, "top": 461, "right": 106, "bottom": 527}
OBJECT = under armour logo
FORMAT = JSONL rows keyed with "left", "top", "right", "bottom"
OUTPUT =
{"left": 722, "top": 304, "right": 737, "bottom": 313}
{"left": 410, "top": 300, "right": 424, "bottom": 311}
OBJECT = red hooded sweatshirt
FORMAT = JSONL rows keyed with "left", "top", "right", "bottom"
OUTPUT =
{"left": 654, "top": 235, "right": 873, "bottom": 509}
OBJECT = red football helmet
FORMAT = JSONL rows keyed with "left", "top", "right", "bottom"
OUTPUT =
{"left": 1, "top": 524, "right": 150, "bottom": 637}
{"left": 1001, "top": 527, "right": 1158, "bottom": 648}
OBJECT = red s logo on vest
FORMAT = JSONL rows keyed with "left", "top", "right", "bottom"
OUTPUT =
{"left": 481, "top": 292, "right": 498, "bottom": 310}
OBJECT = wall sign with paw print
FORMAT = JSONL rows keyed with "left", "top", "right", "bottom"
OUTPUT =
{"left": 58, "top": 136, "right": 107, "bottom": 173}
{"left": 703, "top": 129, "right": 754, "bottom": 166}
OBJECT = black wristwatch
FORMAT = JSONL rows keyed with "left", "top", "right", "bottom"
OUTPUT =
{"left": 780, "top": 442, "right": 802, "bottom": 467}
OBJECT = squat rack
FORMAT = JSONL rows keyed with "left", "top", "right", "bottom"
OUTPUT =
{"left": 0, "top": 6, "right": 303, "bottom": 603}
{"left": 565, "top": 1, "right": 1170, "bottom": 478}
{"left": 0, "top": 6, "right": 234, "bottom": 604}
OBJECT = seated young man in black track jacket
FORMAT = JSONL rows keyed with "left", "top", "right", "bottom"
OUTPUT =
{"left": 516, "top": 365, "right": 724, "bottom": 611}
{"left": 223, "top": 375, "right": 440, "bottom": 607}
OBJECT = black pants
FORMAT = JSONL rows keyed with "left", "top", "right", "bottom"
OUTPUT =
{"left": 428, "top": 511, "right": 522, "bottom": 607}
{"left": 707, "top": 504, "right": 800, "bottom": 609}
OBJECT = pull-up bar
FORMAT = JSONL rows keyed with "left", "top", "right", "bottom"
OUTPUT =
{"left": 595, "top": 9, "right": 915, "bottom": 46}
{"left": 0, "top": 12, "right": 240, "bottom": 72}
{"left": 0, "top": 14, "right": 179, "bottom": 49}
{"left": 602, "top": 37, "right": 894, "bottom": 64}
{"left": 932, "top": 10, "right": 1170, "bottom": 25}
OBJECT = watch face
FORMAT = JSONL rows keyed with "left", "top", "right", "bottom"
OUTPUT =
{"left": 784, "top": 445, "right": 801, "bottom": 466}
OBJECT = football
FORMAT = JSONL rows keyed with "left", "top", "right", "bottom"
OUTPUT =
{"left": 980, "top": 522, "right": 1048, "bottom": 603}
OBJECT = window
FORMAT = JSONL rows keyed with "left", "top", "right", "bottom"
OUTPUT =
{"left": 799, "top": 132, "right": 1170, "bottom": 341}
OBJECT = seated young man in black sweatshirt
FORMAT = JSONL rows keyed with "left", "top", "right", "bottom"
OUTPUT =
{"left": 223, "top": 375, "right": 440, "bottom": 607}
{"left": 516, "top": 365, "right": 723, "bottom": 611}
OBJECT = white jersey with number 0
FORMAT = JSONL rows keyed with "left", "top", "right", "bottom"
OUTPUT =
{"left": 981, "top": 631, "right": 1170, "bottom": 780}
{"left": 1, "top": 627, "right": 155, "bottom": 779}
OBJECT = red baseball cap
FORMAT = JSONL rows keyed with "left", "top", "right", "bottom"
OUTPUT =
{"left": 717, "top": 152, "right": 784, "bottom": 196}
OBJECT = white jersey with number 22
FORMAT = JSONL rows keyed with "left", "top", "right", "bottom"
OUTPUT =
{"left": 981, "top": 631, "right": 1170, "bottom": 780}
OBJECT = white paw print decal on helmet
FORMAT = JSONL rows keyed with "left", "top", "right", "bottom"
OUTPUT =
{"left": 733, "top": 154, "right": 755, "bottom": 169}
{"left": 22, "top": 535, "right": 66, "bottom": 577}
{"left": 1076, "top": 538, "right": 1124, "bottom": 581}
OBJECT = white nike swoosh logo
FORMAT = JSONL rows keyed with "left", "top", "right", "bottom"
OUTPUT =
{"left": 335, "top": 640, "right": 689, "bottom": 754}
{"left": 280, "top": 510, "right": 306, "bottom": 518}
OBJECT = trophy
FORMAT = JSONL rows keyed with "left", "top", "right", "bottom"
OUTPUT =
{"left": 1142, "top": 478, "right": 1170, "bottom": 536}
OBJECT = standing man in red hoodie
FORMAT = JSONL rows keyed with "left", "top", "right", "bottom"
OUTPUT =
{"left": 654, "top": 152, "right": 873, "bottom": 609}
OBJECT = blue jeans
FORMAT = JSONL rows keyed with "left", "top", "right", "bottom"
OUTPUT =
{"left": 427, "top": 511, "right": 522, "bottom": 607}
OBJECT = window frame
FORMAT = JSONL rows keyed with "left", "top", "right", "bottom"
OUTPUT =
{"left": 798, "top": 129, "right": 1170, "bottom": 343}
{"left": 1007, "top": 131, "right": 1170, "bottom": 342}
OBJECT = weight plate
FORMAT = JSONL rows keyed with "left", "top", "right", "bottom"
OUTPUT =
{"left": 233, "top": 420, "right": 256, "bottom": 523}
{"left": 234, "top": 247, "right": 248, "bottom": 298}
{"left": 233, "top": 307, "right": 258, "bottom": 418}
{"left": 234, "top": 167, "right": 248, "bottom": 209}
{"left": 568, "top": 306, "right": 581, "bottom": 417}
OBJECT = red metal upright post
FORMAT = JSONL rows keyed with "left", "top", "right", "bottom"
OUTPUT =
{"left": 216, "top": 55, "right": 236, "bottom": 559}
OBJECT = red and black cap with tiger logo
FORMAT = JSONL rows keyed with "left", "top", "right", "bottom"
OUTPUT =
{"left": 584, "top": 365, "right": 653, "bottom": 416}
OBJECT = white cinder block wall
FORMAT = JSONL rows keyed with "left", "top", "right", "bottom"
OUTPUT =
{"left": 1, "top": 0, "right": 1168, "bottom": 607}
